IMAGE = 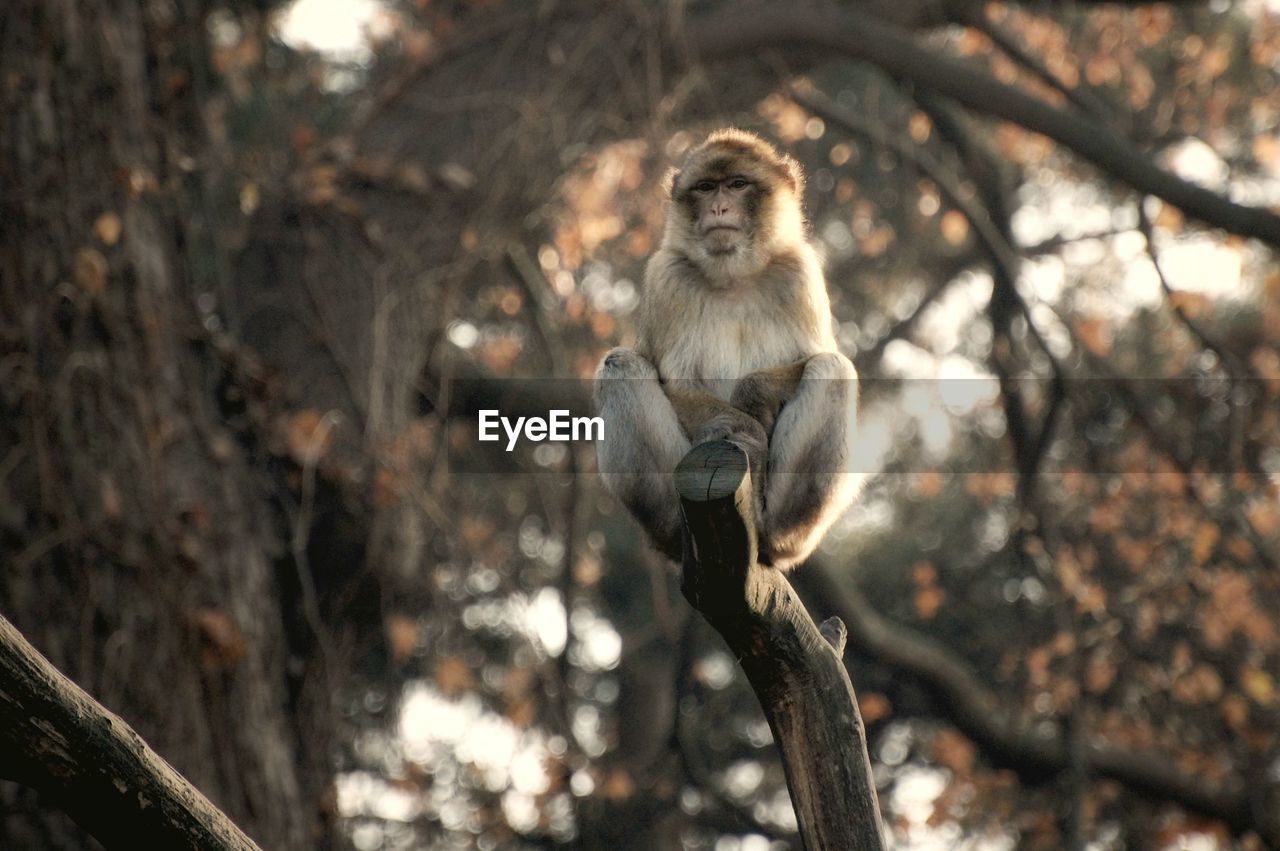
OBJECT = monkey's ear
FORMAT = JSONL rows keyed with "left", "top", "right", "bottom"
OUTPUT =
{"left": 780, "top": 154, "right": 805, "bottom": 196}
{"left": 662, "top": 166, "right": 680, "bottom": 198}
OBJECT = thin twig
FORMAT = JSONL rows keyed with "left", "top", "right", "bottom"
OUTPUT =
{"left": 963, "top": 7, "right": 1119, "bottom": 125}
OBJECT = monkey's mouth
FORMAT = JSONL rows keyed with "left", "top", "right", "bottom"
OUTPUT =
{"left": 703, "top": 225, "right": 740, "bottom": 235}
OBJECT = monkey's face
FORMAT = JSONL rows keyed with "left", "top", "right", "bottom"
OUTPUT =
{"left": 667, "top": 131, "right": 807, "bottom": 278}
{"left": 689, "top": 173, "right": 756, "bottom": 256}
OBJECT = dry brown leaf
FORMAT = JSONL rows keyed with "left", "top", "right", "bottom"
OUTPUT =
{"left": 931, "top": 728, "right": 976, "bottom": 777}
{"left": 193, "top": 608, "right": 246, "bottom": 670}
{"left": 940, "top": 210, "right": 969, "bottom": 246}
{"left": 1241, "top": 666, "right": 1276, "bottom": 706}
{"left": 600, "top": 769, "right": 635, "bottom": 801}
{"left": 505, "top": 696, "right": 536, "bottom": 729}
{"left": 858, "top": 692, "right": 892, "bottom": 724}
{"left": 280, "top": 409, "right": 333, "bottom": 462}
{"left": 914, "top": 585, "right": 945, "bottom": 620}
{"left": 73, "top": 248, "right": 108, "bottom": 295}
{"left": 386, "top": 614, "right": 420, "bottom": 664}
{"left": 1075, "top": 317, "right": 1113, "bottom": 357}
{"left": 94, "top": 212, "right": 122, "bottom": 246}
{"left": 435, "top": 656, "right": 475, "bottom": 698}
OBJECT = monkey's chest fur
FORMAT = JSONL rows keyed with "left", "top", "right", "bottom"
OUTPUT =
{"left": 655, "top": 287, "right": 823, "bottom": 401}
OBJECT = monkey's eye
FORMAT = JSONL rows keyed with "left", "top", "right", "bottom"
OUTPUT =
{"left": 693, "top": 180, "right": 717, "bottom": 193}
{"left": 728, "top": 177, "right": 750, "bottom": 190}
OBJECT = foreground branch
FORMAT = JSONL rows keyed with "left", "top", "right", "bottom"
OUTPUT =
{"left": 0, "top": 614, "right": 262, "bottom": 851}
{"left": 674, "top": 441, "right": 886, "bottom": 850}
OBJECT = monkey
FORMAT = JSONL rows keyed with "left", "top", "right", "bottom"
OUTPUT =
{"left": 594, "top": 128, "right": 862, "bottom": 571}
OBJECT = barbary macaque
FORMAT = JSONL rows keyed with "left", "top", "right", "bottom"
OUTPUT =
{"left": 595, "top": 129, "right": 861, "bottom": 570}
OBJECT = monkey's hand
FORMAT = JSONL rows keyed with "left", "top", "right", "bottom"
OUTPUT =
{"left": 691, "top": 410, "right": 767, "bottom": 455}
{"left": 667, "top": 387, "right": 769, "bottom": 490}
{"left": 730, "top": 359, "right": 809, "bottom": 439}
{"left": 690, "top": 409, "right": 769, "bottom": 520}
{"left": 599, "top": 347, "right": 659, "bottom": 380}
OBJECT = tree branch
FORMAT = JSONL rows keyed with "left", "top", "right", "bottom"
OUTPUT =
{"left": 0, "top": 614, "right": 262, "bottom": 851}
{"left": 686, "top": 7, "right": 1280, "bottom": 246}
{"left": 962, "top": 6, "right": 1120, "bottom": 124}
{"left": 673, "top": 440, "right": 886, "bottom": 850}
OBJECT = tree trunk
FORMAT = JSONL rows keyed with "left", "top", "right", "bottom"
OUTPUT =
{"left": 0, "top": 3, "right": 325, "bottom": 847}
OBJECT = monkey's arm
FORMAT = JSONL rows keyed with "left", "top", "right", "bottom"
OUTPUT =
{"left": 594, "top": 349, "right": 689, "bottom": 559}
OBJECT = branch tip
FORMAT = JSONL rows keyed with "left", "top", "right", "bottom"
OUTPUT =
{"left": 819, "top": 616, "right": 848, "bottom": 656}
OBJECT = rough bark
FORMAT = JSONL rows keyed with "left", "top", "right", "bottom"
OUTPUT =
{"left": 674, "top": 441, "right": 886, "bottom": 851}
{"left": 0, "top": 3, "right": 324, "bottom": 847}
{"left": 0, "top": 614, "right": 261, "bottom": 850}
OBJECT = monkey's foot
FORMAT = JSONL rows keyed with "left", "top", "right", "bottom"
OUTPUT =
{"left": 674, "top": 439, "right": 749, "bottom": 503}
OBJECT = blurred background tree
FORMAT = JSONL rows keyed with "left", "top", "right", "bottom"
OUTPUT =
{"left": 2, "top": 0, "right": 1279, "bottom": 849}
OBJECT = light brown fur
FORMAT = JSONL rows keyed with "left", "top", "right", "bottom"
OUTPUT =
{"left": 595, "top": 129, "right": 861, "bottom": 569}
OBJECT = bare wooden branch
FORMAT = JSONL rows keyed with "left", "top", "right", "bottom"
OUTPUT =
{"left": 0, "top": 614, "right": 262, "bottom": 851}
{"left": 674, "top": 440, "right": 886, "bottom": 851}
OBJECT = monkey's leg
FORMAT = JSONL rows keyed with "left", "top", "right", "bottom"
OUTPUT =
{"left": 730, "top": 360, "right": 807, "bottom": 439}
{"left": 594, "top": 348, "right": 691, "bottom": 560}
{"left": 665, "top": 386, "right": 768, "bottom": 460}
{"left": 760, "top": 352, "right": 864, "bottom": 571}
